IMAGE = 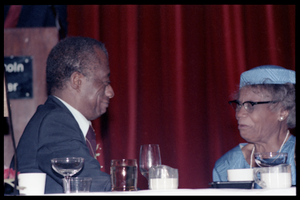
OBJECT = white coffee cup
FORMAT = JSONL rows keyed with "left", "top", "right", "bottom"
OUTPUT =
{"left": 227, "top": 168, "right": 254, "bottom": 181}
{"left": 18, "top": 173, "right": 46, "bottom": 195}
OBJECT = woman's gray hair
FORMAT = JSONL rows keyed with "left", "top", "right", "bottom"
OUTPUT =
{"left": 238, "top": 83, "right": 295, "bottom": 129}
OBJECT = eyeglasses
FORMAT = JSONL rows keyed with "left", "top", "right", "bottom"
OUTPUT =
{"left": 228, "top": 100, "right": 278, "bottom": 113}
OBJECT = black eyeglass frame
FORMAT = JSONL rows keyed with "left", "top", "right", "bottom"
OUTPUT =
{"left": 228, "top": 100, "right": 278, "bottom": 112}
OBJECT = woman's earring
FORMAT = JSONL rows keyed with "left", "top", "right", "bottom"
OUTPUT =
{"left": 280, "top": 117, "right": 284, "bottom": 121}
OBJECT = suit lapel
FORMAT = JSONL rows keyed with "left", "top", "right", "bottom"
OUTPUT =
{"left": 45, "top": 95, "right": 86, "bottom": 142}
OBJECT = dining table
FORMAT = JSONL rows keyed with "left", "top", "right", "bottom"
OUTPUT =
{"left": 45, "top": 187, "right": 296, "bottom": 196}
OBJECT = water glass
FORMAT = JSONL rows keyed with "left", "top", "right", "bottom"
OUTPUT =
{"left": 63, "top": 177, "right": 92, "bottom": 193}
{"left": 110, "top": 159, "right": 138, "bottom": 191}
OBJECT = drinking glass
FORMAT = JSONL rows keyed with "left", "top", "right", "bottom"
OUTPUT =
{"left": 63, "top": 177, "right": 92, "bottom": 193}
{"left": 110, "top": 159, "right": 138, "bottom": 191}
{"left": 139, "top": 144, "right": 161, "bottom": 180}
{"left": 51, "top": 157, "right": 84, "bottom": 193}
{"left": 254, "top": 152, "right": 287, "bottom": 167}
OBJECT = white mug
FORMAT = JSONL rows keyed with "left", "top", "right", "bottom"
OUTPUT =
{"left": 227, "top": 168, "right": 254, "bottom": 181}
{"left": 18, "top": 173, "right": 46, "bottom": 195}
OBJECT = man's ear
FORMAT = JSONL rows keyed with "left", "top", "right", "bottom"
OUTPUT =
{"left": 70, "top": 71, "right": 84, "bottom": 91}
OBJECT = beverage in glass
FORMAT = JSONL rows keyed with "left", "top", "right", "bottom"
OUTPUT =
{"left": 110, "top": 159, "right": 138, "bottom": 191}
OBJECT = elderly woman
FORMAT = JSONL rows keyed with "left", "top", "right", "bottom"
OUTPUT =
{"left": 212, "top": 65, "right": 296, "bottom": 187}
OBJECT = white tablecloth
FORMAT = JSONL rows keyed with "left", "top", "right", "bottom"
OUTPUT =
{"left": 46, "top": 187, "right": 296, "bottom": 196}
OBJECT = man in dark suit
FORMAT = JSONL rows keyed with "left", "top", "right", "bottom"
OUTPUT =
{"left": 11, "top": 37, "right": 114, "bottom": 193}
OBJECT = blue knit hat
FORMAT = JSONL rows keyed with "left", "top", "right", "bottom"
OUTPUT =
{"left": 239, "top": 65, "right": 295, "bottom": 88}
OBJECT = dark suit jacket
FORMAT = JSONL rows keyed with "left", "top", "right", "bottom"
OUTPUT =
{"left": 11, "top": 95, "right": 111, "bottom": 193}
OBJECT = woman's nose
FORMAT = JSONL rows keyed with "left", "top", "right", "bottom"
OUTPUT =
{"left": 235, "top": 105, "right": 247, "bottom": 120}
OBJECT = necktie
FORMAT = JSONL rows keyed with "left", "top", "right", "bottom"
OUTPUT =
{"left": 4, "top": 5, "right": 22, "bottom": 28}
{"left": 86, "top": 125, "right": 97, "bottom": 158}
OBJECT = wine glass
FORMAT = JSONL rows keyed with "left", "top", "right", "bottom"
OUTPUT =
{"left": 139, "top": 144, "right": 161, "bottom": 180}
{"left": 51, "top": 157, "right": 84, "bottom": 193}
{"left": 254, "top": 152, "right": 287, "bottom": 167}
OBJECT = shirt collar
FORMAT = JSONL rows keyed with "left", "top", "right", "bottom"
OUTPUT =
{"left": 54, "top": 96, "right": 90, "bottom": 138}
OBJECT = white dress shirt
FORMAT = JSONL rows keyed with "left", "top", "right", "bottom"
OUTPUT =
{"left": 54, "top": 96, "right": 90, "bottom": 139}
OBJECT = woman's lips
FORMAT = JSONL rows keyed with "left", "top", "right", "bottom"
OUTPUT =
{"left": 238, "top": 124, "right": 249, "bottom": 129}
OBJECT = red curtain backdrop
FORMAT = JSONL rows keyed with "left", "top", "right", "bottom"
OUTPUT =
{"left": 67, "top": 5, "right": 295, "bottom": 189}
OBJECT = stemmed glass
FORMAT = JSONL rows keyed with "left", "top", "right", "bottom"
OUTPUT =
{"left": 139, "top": 144, "right": 161, "bottom": 180}
{"left": 51, "top": 157, "right": 84, "bottom": 193}
{"left": 254, "top": 152, "right": 287, "bottom": 167}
